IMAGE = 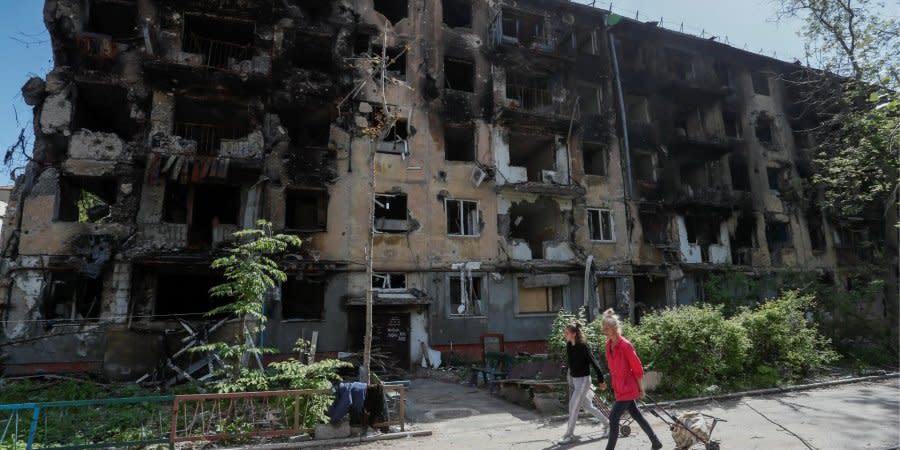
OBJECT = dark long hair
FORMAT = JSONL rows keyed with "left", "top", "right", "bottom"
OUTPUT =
{"left": 565, "top": 322, "right": 587, "bottom": 344}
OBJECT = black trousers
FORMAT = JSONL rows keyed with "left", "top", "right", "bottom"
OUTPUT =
{"left": 606, "top": 400, "right": 661, "bottom": 450}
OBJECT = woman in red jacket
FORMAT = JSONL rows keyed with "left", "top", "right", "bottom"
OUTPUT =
{"left": 600, "top": 308, "right": 663, "bottom": 450}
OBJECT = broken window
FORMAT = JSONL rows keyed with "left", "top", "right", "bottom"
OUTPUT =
{"left": 174, "top": 97, "right": 252, "bottom": 155}
{"left": 188, "top": 184, "right": 241, "bottom": 246}
{"left": 752, "top": 72, "right": 770, "bottom": 96}
{"left": 85, "top": 0, "right": 138, "bottom": 39}
{"left": 634, "top": 276, "right": 667, "bottom": 322}
{"left": 291, "top": 31, "right": 335, "bottom": 72}
{"left": 640, "top": 211, "right": 668, "bottom": 244}
{"left": 722, "top": 110, "right": 741, "bottom": 138}
{"left": 518, "top": 285, "right": 564, "bottom": 314}
{"left": 508, "top": 197, "right": 564, "bottom": 259}
{"left": 73, "top": 82, "right": 132, "bottom": 137}
{"left": 44, "top": 271, "right": 103, "bottom": 320}
{"left": 508, "top": 132, "right": 557, "bottom": 182}
{"left": 766, "top": 221, "right": 792, "bottom": 249}
{"left": 578, "top": 30, "right": 600, "bottom": 55}
{"left": 374, "top": 0, "right": 408, "bottom": 24}
{"left": 444, "top": 57, "right": 475, "bottom": 92}
{"left": 154, "top": 272, "right": 228, "bottom": 318}
{"left": 588, "top": 208, "right": 615, "bottom": 242}
{"left": 755, "top": 116, "right": 774, "bottom": 145}
{"left": 444, "top": 124, "right": 475, "bottom": 161}
{"left": 634, "top": 152, "right": 656, "bottom": 182}
{"left": 446, "top": 199, "right": 479, "bottom": 237}
{"left": 442, "top": 0, "right": 472, "bottom": 28}
{"left": 732, "top": 216, "right": 756, "bottom": 255}
{"left": 378, "top": 118, "right": 408, "bottom": 154}
{"left": 807, "top": 212, "right": 826, "bottom": 251}
{"left": 583, "top": 142, "right": 608, "bottom": 176}
{"left": 680, "top": 162, "right": 712, "bottom": 191}
{"left": 498, "top": 8, "right": 547, "bottom": 48}
{"left": 374, "top": 193, "right": 409, "bottom": 233}
{"left": 58, "top": 176, "right": 117, "bottom": 223}
{"left": 714, "top": 61, "right": 732, "bottom": 87}
{"left": 625, "top": 96, "right": 650, "bottom": 123}
{"left": 282, "top": 278, "right": 325, "bottom": 320}
{"left": 182, "top": 14, "right": 255, "bottom": 70}
{"left": 163, "top": 182, "right": 189, "bottom": 223}
{"left": 578, "top": 86, "right": 602, "bottom": 116}
{"left": 449, "top": 275, "right": 484, "bottom": 316}
{"left": 285, "top": 189, "right": 328, "bottom": 231}
{"left": 374, "top": 46, "right": 407, "bottom": 81}
{"left": 505, "top": 72, "right": 551, "bottom": 110}
{"left": 616, "top": 38, "right": 644, "bottom": 71}
{"left": 283, "top": 102, "right": 334, "bottom": 148}
{"left": 372, "top": 273, "right": 407, "bottom": 289}
{"left": 597, "top": 278, "right": 616, "bottom": 311}
{"left": 767, "top": 167, "right": 781, "bottom": 192}
{"left": 665, "top": 48, "right": 694, "bottom": 80}
{"left": 353, "top": 33, "right": 373, "bottom": 55}
{"left": 729, "top": 157, "right": 751, "bottom": 191}
{"left": 684, "top": 216, "right": 720, "bottom": 245}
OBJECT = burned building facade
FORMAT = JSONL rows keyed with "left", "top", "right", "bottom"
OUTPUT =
{"left": 0, "top": 0, "right": 892, "bottom": 377}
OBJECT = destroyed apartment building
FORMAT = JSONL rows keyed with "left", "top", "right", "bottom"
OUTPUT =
{"left": 0, "top": 0, "right": 894, "bottom": 378}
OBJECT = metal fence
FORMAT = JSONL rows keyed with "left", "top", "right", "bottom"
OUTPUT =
{"left": 0, "top": 386, "right": 407, "bottom": 449}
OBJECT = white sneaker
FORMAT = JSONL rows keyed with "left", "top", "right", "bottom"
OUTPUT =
{"left": 558, "top": 435, "right": 575, "bottom": 444}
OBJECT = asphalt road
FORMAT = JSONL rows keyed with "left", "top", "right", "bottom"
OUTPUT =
{"left": 357, "top": 376, "right": 900, "bottom": 450}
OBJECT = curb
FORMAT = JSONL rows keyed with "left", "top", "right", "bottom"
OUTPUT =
{"left": 546, "top": 372, "right": 899, "bottom": 421}
{"left": 220, "top": 430, "right": 433, "bottom": 450}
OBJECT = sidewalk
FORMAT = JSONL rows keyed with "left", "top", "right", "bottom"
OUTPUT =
{"left": 357, "top": 376, "right": 900, "bottom": 450}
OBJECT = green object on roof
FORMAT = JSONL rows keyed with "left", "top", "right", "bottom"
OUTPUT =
{"left": 607, "top": 13, "right": 624, "bottom": 27}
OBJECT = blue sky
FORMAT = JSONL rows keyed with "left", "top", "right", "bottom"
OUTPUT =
{"left": 0, "top": 0, "right": 808, "bottom": 186}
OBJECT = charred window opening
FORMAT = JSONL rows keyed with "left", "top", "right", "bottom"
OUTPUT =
{"left": 373, "top": 46, "right": 407, "bottom": 80}
{"left": 374, "top": 0, "right": 408, "bottom": 24}
{"left": 291, "top": 32, "right": 334, "bottom": 72}
{"left": 282, "top": 278, "right": 325, "bottom": 320}
{"left": 188, "top": 184, "right": 241, "bottom": 246}
{"left": 450, "top": 275, "right": 484, "bottom": 316}
{"left": 680, "top": 161, "right": 713, "bottom": 191}
{"left": 767, "top": 167, "right": 782, "bottom": 192}
{"left": 508, "top": 132, "right": 556, "bottom": 182}
{"left": 625, "top": 96, "right": 650, "bottom": 123}
{"left": 442, "top": 0, "right": 472, "bottom": 28}
{"left": 578, "top": 86, "right": 602, "bottom": 115}
{"left": 446, "top": 199, "right": 479, "bottom": 236}
{"left": 640, "top": 211, "right": 668, "bottom": 244}
{"left": 58, "top": 176, "right": 117, "bottom": 223}
{"left": 45, "top": 271, "right": 103, "bottom": 320}
{"left": 597, "top": 278, "right": 616, "bottom": 311}
{"left": 298, "top": 1, "right": 333, "bottom": 20}
{"left": 722, "top": 110, "right": 741, "bottom": 138}
{"left": 285, "top": 189, "right": 328, "bottom": 231}
{"left": 518, "top": 285, "right": 564, "bottom": 314}
{"left": 588, "top": 208, "right": 615, "bottom": 242}
{"left": 714, "top": 61, "right": 732, "bottom": 87}
{"left": 752, "top": 72, "right": 770, "bottom": 96}
{"left": 374, "top": 193, "right": 409, "bottom": 233}
{"left": 353, "top": 33, "right": 373, "bottom": 55}
{"left": 162, "top": 182, "right": 189, "bottom": 223}
{"left": 806, "top": 212, "right": 826, "bottom": 251}
{"left": 506, "top": 72, "right": 551, "bottom": 110}
{"left": 283, "top": 103, "right": 334, "bottom": 149}
{"left": 578, "top": 30, "right": 600, "bottom": 55}
{"left": 634, "top": 276, "right": 667, "bottom": 323}
{"left": 684, "top": 216, "right": 721, "bottom": 245}
{"left": 182, "top": 14, "right": 255, "bottom": 70}
{"left": 766, "top": 221, "right": 792, "bottom": 249}
{"left": 583, "top": 142, "right": 608, "bottom": 176}
{"left": 174, "top": 97, "right": 252, "bottom": 155}
{"left": 499, "top": 9, "right": 547, "bottom": 48}
{"left": 85, "top": 0, "right": 138, "bottom": 39}
{"left": 378, "top": 118, "right": 408, "bottom": 154}
{"left": 444, "top": 58, "right": 474, "bottom": 92}
{"left": 733, "top": 217, "right": 756, "bottom": 248}
{"left": 634, "top": 152, "right": 656, "bottom": 182}
{"left": 616, "top": 38, "right": 644, "bottom": 71}
{"left": 73, "top": 82, "right": 132, "bottom": 137}
{"left": 729, "top": 157, "right": 751, "bottom": 191}
{"left": 154, "top": 272, "right": 228, "bottom": 318}
{"left": 665, "top": 48, "right": 694, "bottom": 80}
{"left": 373, "top": 273, "right": 406, "bottom": 289}
{"left": 755, "top": 116, "right": 774, "bottom": 145}
{"left": 508, "top": 197, "right": 564, "bottom": 259}
{"left": 444, "top": 124, "right": 475, "bottom": 161}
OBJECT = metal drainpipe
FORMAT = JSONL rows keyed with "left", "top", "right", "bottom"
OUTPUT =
{"left": 608, "top": 32, "right": 634, "bottom": 198}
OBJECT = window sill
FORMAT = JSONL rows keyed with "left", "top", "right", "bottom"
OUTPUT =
{"left": 448, "top": 314, "right": 487, "bottom": 319}
{"left": 447, "top": 234, "right": 481, "bottom": 238}
{"left": 590, "top": 239, "right": 616, "bottom": 244}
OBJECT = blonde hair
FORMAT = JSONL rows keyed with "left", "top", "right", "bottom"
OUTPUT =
{"left": 565, "top": 322, "right": 587, "bottom": 344}
{"left": 601, "top": 308, "right": 621, "bottom": 331}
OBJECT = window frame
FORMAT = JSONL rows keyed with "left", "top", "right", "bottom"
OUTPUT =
{"left": 516, "top": 281, "right": 567, "bottom": 316}
{"left": 752, "top": 71, "right": 771, "bottom": 96}
{"left": 587, "top": 208, "right": 616, "bottom": 242}
{"left": 448, "top": 274, "right": 487, "bottom": 318}
{"left": 445, "top": 198, "right": 480, "bottom": 237}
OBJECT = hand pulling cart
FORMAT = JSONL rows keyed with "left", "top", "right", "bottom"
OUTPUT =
{"left": 643, "top": 394, "right": 727, "bottom": 450}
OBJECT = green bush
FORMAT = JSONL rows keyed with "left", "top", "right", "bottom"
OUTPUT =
{"left": 734, "top": 290, "right": 839, "bottom": 382}
{"left": 547, "top": 306, "right": 598, "bottom": 356}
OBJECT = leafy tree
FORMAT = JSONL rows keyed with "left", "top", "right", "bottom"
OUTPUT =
{"left": 194, "top": 220, "right": 301, "bottom": 381}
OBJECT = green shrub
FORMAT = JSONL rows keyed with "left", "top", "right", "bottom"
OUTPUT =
{"left": 734, "top": 290, "right": 839, "bottom": 381}
{"left": 547, "top": 306, "right": 598, "bottom": 356}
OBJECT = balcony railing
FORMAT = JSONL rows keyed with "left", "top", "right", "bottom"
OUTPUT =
{"left": 173, "top": 122, "right": 251, "bottom": 155}
{"left": 184, "top": 34, "right": 251, "bottom": 70}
